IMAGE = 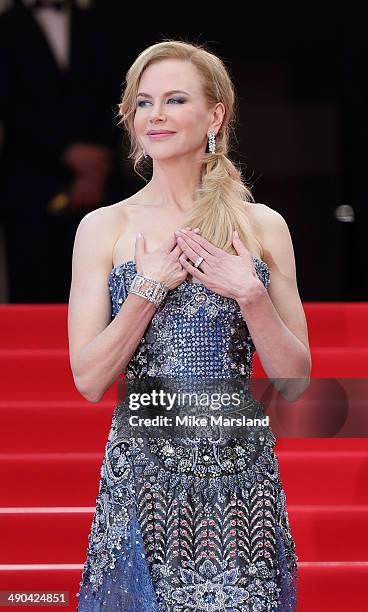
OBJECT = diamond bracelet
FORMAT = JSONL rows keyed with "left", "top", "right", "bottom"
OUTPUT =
{"left": 128, "top": 273, "right": 168, "bottom": 307}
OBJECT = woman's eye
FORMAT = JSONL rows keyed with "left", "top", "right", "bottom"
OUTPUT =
{"left": 137, "top": 98, "right": 185, "bottom": 107}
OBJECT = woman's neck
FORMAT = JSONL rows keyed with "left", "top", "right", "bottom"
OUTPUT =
{"left": 142, "top": 155, "right": 202, "bottom": 213}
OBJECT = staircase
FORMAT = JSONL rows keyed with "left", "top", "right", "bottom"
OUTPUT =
{"left": 0, "top": 302, "right": 367, "bottom": 611}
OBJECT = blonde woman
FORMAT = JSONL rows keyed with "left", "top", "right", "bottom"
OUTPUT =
{"left": 70, "top": 39, "right": 311, "bottom": 611}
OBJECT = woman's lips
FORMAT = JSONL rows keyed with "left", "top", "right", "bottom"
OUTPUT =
{"left": 148, "top": 132, "right": 176, "bottom": 139}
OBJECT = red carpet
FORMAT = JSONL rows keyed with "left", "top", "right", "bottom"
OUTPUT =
{"left": 0, "top": 302, "right": 367, "bottom": 611}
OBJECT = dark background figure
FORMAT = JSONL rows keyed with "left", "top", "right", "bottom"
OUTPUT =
{"left": 0, "top": 0, "right": 132, "bottom": 303}
{"left": 0, "top": 4, "right": 366, "bottom": 302}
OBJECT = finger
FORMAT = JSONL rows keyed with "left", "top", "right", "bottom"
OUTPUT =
{"left": 175, "top": 229, "right": 219, "bottom": 257}
{"left": 165, "top": 228, "right": 201, "bottom": 255}
{"left": 163, "top": 232, "right": 179, "bottom": 253}
{"left": 170, "top": 242, "right": 185, "bottom": 259}
{"left": 179, "top": 253, "right": 207, "bottom": 282}
{"left": 176, "top": 232, "right": 215, "bottom": 263}
{"left": 169, "top": 233, "right": 197, "bottom": 259}
{"left": 176, "top": 235, "right": 210, "bottom": 270}
{"left": 185, "top": 226, "right": 201, "bottom": 233}
{"left": 232, "top": 230, "right": 250, "bottom": 256}
{"left": 180, "top": 226, "right": 201, "bottom": 235}
{"left": 134, "top": 232, "right": 145, "bottom": 260}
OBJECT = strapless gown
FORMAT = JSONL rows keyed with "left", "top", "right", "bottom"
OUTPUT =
{"left": 77, "top": 256, "right": 298, "bottom": 611}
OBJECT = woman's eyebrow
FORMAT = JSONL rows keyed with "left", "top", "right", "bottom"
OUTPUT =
{"left": 136, "top": 90, "right": 190, "bottom": 98}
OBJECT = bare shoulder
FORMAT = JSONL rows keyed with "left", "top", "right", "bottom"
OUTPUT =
{"left": 74, "top": 202, "right": 128, "bottom": 259}
{"left": 246, "top": 201, "right": 283, "bottom": 226}
{"left": 76, "top": 203, "right": 116, "bottom": 235}
{"left": 245, "top": 202, "right": 293, "bottom": 267}
{"left": 247, "top": 202, "right": 287, "bottom": 265}
{"left": 79, "top": 202, "right": 124, "bottom": 234}
{"left": 245, "top": 201, "right": 297, "bottom": 278}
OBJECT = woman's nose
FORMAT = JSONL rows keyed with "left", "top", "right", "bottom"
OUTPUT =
{"left": 149, "top": 104, "right": 166, "bottom": 122}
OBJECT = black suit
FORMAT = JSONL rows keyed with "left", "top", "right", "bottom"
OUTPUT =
{"left": 0, "top": 0, "right": 125, "bottom": 302}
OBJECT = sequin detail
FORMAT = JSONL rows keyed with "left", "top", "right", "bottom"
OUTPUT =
{"left": 77, "top": 256, "right": 298, "bottom": 611}
{"left": 108, "top": 256, "right": 270, "bottom": 380}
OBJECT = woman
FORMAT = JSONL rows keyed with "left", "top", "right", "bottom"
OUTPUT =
{"left": 70, "top": 39, "right": 311, "bottom": 611}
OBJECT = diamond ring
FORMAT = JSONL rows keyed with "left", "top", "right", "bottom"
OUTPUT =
{"left": 194, "top": 256, "right": 204, "bottom": 269}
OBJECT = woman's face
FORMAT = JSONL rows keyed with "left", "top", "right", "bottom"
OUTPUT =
{"left": 133, "top": 59, "right": 219, "bottom": 161}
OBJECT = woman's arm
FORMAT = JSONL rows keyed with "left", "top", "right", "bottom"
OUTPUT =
{"left": 68, "top": 208, "right": 156, "bottom": 404}
{"left": 237, "top": 204, "right": 312, "bottom": 401}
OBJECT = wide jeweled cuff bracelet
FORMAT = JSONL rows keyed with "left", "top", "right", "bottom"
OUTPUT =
{"left": 128, "top": 273, "right": 168, "bottom": 307}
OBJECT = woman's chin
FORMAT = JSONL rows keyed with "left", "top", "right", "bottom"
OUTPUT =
{"left": 148, "top": 152, "right": 183, "bottom": 162}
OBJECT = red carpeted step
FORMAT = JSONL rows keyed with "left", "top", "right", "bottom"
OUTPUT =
{"left": 0, "top": 453, "right": 102, "bottom": 507}
{"left": 0, "top": 509, "right": 93, "bottom": 564}
{"left": 0, "top": 564, "right": 367, "bottom": 612}
{"left": 0, "top": 567, "right": 80, "bottom": 612}
{"left": 275, "top": 438, "right": 368, "bottom": 452}
{"left": 0, "top": 305, "right": 67, "bottom": 350}
{"left": 1, "top": 450, "right": 368, "bottom": 507}
{"left": 1, "top": 505, "right": 367, "bottom": 564}
{"left": 0, "top": 401, "right": 115, "bottom": 453}
{"left": 253, "top": 348, "right": 368, "bottom": 376}
{"left": 288, "top": 505, "right": 368, "bottom": 561}
{"left": 0, "top": 352, "right": 119, "bottom": 401}
{"left": 308, "top": 348, "right": 368, "bottom": 377}
{"left": 278, "top": 450, "right": 368, "bottom": 505}
{"left": 304, "top": 302, "right": 368, "bottom": 347}
{"left": 297, "top": 562, "right": 368, "bottom": 612}
{"left": 1, "top": 302, "right": 367, "bottom": 349}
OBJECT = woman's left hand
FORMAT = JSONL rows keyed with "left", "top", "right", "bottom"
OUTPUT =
{"left": 175, "top": 228, "right": 262, "bottom": 301}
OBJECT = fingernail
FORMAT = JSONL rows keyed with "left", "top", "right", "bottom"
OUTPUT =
{"left": 137, "top": 232, "right": 142, "bottom": 238}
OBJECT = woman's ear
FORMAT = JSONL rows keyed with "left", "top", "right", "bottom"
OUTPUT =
{"left": 211, "top": 102, "right": 225, "bottom": 132}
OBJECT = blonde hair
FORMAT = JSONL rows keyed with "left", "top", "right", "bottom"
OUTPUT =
{"left": 117, "top": 39, "right": 262, "bottom": 259}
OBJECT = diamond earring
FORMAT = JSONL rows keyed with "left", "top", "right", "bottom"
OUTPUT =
{"left": 208, "top": 129, "right": 216, "bottom": 153}
{"left": 143, "top": 149, "right": 148, "bottom": 159}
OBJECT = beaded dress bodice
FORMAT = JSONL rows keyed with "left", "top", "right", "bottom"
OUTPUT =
{"left": 108, "top": 255, "right": 270, "bottom": 380}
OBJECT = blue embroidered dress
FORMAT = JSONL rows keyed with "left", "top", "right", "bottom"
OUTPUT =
{"left": 77, "top": 256, "right": 298, "bottom": 611}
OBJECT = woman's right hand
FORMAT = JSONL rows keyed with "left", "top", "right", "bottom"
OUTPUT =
{"left": 134, "top": 227, "right": 200, "bottom": 291}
